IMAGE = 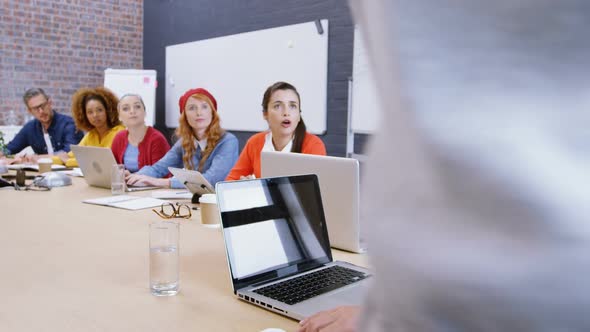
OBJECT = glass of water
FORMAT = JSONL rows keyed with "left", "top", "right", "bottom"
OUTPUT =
{"left": 111, "top": 164, "right": 126, "bottom": 195}
{"left": 149, "top": 220, "right": 179, "bottom": 296}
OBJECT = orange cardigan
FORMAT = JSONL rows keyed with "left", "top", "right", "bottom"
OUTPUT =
{"left": 226, "top": 131, "right": 326, "bottom": 180}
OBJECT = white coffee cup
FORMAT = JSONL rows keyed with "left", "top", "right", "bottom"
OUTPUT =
{"left": 199, "top": 193, "right": 220, "bottom": 227}
{"left": 37, "top": 158, "right": 53, "bottom": 174}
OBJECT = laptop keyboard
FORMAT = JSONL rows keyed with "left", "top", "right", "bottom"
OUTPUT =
{"left": 253, "top": 265, "right": 368, "bottom": 305}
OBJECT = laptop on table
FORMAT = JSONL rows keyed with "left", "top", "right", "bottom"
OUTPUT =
{"left": 70, "top": 145, "right": 158, "bottom": 192}
{"left": 261, "top": 151, "right": 365, "bottom": 253}
{"left": 215, "top": 174, "right": 371, "bottom": 320}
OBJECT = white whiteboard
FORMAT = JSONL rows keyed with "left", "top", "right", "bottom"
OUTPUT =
{"left": 351, "top": 26, "right": 381, "bottom": 133}
{"left": 104, "top": 69, "right": 157, "bottom": 127}
{"left": 165, "top": 20, "right": 329, "bottom": 134}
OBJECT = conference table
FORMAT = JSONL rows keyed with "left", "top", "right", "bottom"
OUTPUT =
{"left": 0, "top": 174, "right": 367, "bottom": 331}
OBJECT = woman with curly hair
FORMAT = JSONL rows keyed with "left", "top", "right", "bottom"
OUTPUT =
{"left": 58, "top": 86, "right": 125, "bottom": 167}
{"left": 126, "top": 88, "right": 238, "bottom": 188}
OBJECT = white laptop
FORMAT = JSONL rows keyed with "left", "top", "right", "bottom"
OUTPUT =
{"left": 261, "top": 151, "right": 365, "bottom": 253}
{"left": 70, "top": 145, "right": 158, "bottom": 192}
{"left": 216, "top": 174, "right": 371, "bottom": 321}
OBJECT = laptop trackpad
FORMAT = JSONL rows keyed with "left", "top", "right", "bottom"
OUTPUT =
{"left": 291, "top": 280, "right": 368, "bottom": 318}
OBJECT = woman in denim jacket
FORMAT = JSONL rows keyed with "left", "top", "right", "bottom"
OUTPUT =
{"left": 126, "top": 88, "right": 238, "bottom": 189}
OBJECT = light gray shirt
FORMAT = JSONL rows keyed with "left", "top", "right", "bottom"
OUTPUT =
{"left": 349, "top": 0, "right": 590, "bottom": 331}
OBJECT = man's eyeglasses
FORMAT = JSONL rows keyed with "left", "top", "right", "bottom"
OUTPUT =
{"left": 152, "top": 202, "right": 192, "bottom": 219}
{"left": 29, "top": 100, "right": 49, "bottom": 113}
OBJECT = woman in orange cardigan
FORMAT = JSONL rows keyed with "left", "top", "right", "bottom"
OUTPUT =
{"left": 226, "top": 81, "right": 326, "bottom": 180}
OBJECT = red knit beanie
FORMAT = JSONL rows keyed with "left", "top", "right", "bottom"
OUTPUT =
{"left": 178, "top": 88, "right": 217, "bottom": 113}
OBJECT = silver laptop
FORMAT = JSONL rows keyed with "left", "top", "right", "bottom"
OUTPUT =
{"left": 70, "top": 145, "right": 158, "bottom": 192}
{"left": 261, "top": 151, "right": 365, "bottom": 253}
{"left": 216, "top": 174, "right": 371, "bottom": 321}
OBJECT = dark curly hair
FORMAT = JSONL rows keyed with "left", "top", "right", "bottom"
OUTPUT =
{"left": 71, "top": 87, "right": 121, "bottom": 132}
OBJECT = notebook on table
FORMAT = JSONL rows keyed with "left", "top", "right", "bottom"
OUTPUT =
{"left": 83, "top": 195, "right": 168, "bottom": 210}
{"left": 215, "top": 174, "right": 371, "bottom": 321}
{"left": 8, "top": 163, "right": 67, "bottom": 172}
{"left": 70, "top": 145, "right": 158, "bottom": 192}
{"left": 261, "top": 151, "right": 365, "bottom": 253}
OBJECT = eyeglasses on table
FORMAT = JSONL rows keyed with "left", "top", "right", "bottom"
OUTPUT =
{"left": 152, "top": 202, "right": 192, "bottom": 219}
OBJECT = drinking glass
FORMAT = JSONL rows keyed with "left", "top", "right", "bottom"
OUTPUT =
{"left": 111, "top": 164, "right": 126, "bottom": 195}
{"left": 149, "top": 220, "right": 179, "bottom": 296}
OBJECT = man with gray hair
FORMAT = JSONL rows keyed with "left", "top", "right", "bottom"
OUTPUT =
{"left": 1, "top": 88, "right": 83, "bottom": 159}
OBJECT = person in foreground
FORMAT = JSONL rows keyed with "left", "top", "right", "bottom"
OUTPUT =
{"left": 110, "top": 94, "right": 170, "bottom": 172}
{"left": 59, "top": 86, "right": 125, "bottom": 167}
{"left": 126, "top": 88, "right": 238, "bottom": 188}
{"left": 225, "top": 81, "right": 326, "bottom": 180}
{"left": 299, "top": 0, "right": 590, "bottom": 331}
{"left": 0, "top": 87, "right": 83, "bottom": 161}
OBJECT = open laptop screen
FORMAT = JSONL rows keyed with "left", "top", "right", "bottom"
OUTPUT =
{"left": 216, "top": 175, "right": 333, "bottom": 291}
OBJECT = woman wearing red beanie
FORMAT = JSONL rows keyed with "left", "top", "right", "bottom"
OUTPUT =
{"left": 126, "top": 88, "right": 238, "bottom": 188}
{"left": 226, "top": 81, "right": 326, "bottom": 180}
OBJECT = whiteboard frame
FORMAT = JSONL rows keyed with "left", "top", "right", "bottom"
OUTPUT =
{"left": 165, "top": 20, "right": 329, "bottom": 134}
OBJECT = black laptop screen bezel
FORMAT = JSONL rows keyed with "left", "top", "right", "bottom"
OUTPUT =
{"left": 216, "top": 174, "right": 334, "bottom": 291}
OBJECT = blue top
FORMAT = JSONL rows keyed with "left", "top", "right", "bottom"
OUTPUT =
{"left": 123, "top": 144, "right": 140, "bottom": 173}
{"left": 6, "top": 112, "right": 83, "bottom": 155}
{"left": 137, "top": 132, "right": 239, "bottom": 189}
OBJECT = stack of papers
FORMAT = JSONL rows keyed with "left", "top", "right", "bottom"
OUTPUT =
{"left": 83, "top": 195, "right": 168, "bottom": 210}
{"left": 151, "top": 190, "right": 193, "bottom": 199}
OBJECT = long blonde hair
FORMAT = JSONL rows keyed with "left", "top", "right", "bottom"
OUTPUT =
{"left": 175, "top": 94, "right": 225, "bottom": 171}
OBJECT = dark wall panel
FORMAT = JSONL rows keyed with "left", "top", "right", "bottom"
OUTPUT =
{"left": 144, "top": 0, "right": 356, "bottom": 156}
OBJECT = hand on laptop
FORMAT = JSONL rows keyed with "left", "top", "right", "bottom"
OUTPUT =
{"left": 126, "top": 173, "right": 170, "bottom": 188}
{"left": 239, "top": 174, "right": 256, "bottom": 180}
{"left": 297, "top": 305, "right": 360, "bottom": 332}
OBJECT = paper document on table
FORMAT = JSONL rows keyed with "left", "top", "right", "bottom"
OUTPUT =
{"left": 151, "top": 190, "right": 193, "bottom": 199}
{"left": 64, "top": 167, "right": 84, "bottom": 177}
{"left": 83, "top": 195, "right": 168, "bottom": 210}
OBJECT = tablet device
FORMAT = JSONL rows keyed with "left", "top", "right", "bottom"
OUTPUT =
{"left": 168, "top": 167, "right": 214, "bottom": 196}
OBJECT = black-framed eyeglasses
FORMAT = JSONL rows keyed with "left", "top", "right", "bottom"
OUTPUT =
{"left": 12, "top": 175, "right": 51, "bottom": 191}
{"left": 152, "top": 202, "right": 192, "bottom": 219}
{"left": 29, "top": 100, "right": 49, "bottom": 112}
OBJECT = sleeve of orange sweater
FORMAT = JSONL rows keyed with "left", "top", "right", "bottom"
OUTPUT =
{"left": 225, "top": 133, "right": 264, "bottom": 180}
